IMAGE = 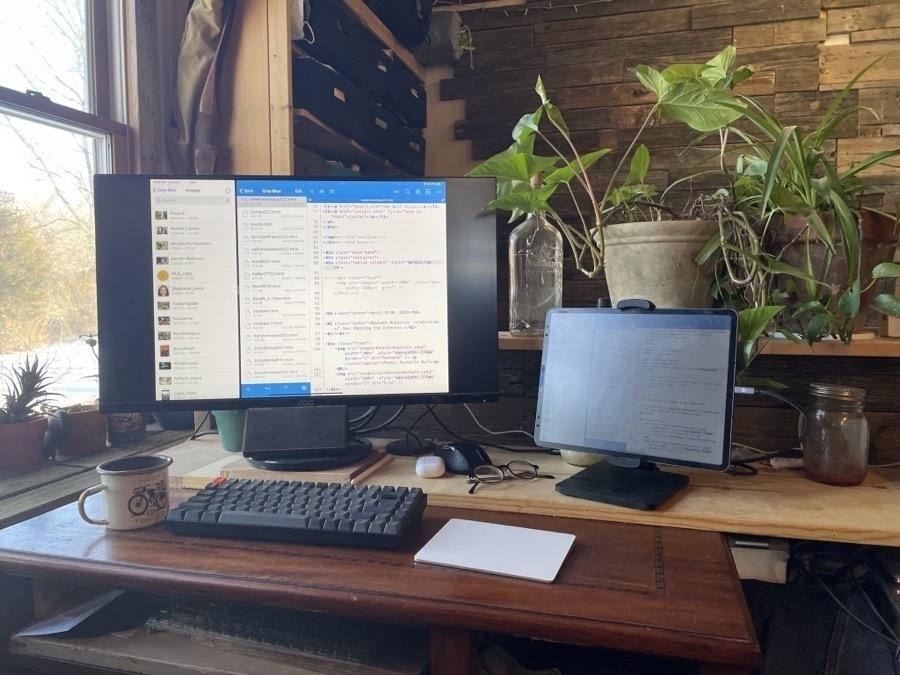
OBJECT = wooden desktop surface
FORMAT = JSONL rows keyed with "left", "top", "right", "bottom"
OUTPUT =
{"left": 0, "top": 492, "right": 760, "bottom": 673}
{"left": 172, "top": 436, "right": 900, "bottom": 547}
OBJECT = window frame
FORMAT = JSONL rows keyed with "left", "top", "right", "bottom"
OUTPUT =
{"left": 0, "top": 0, "right": 129, "bottom": 174}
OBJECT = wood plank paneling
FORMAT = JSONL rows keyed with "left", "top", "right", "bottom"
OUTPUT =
{"left": 819, "top": 44, "right": 900, "bottom": 88}
{"left": 455, "top": 46, "right": 546, "bottom": 76}
{"left": 547, "top": 29, "right": 733, "bottom": 68}
{"left": 859, "top": 87, "right": 900, "bottom": 125}
{"left": 734, "top": 17, "right": 827, "bottom": 48}
{"left": 853, "top": 27, "right": 900, "bottom": 42}
{"left": 532, "top": 8, "right": 693, "bottom": 46}
{"left": 692, "top": 0, "right": 821, "bottom": 29}
{"left": 827, "top": 5, "right": 900, "bottom": 33}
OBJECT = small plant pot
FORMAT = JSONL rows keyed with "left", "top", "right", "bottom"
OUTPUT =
{"left": 0, "top": 417, "right": 49, "bottom": 469}
{"left": 56, "top": 408, "right": 109, "bottom": 458}
{"left": 211, "top": 410, "right": 246, "bottom": 452}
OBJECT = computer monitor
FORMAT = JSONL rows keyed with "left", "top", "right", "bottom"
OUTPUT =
{"left": 534, "top": 304, "right": 737, "bottom": 510}
{"left": 93, "top": 174, "right": 499, "bottom": 467}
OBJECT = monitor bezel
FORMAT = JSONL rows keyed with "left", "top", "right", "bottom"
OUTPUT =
{"left": 93, "top": 174, "right": 500, "bottom": 413}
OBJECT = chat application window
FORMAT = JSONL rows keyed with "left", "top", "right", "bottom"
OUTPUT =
{"left": 235, "top": 179, "right": 450, "bottom": 398}
{"left": 150, "top": 178, "right": 240, "bottom": 401}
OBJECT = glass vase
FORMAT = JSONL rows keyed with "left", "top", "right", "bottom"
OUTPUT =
{"left": 508, "top": 212, "right": 563, "bottom": 336}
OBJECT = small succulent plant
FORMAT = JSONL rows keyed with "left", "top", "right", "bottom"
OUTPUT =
{"left": 0, "top": 355, "right": 56, "bottom": 424}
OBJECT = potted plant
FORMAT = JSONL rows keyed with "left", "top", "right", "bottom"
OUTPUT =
{"left": 466, "top": 46, "right": 754, "bottom": 333}
{"left": 41, "top": 334, "right": 108, "bottom": 459}
{"left": 701, "top": 56, "right": 900, "bottom": 360}
{"left": 0, "top": 355, "right": 57, "bottom": 469}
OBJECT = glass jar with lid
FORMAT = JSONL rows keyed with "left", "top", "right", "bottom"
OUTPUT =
{"left": 801, "top": 383, "right": 869, "bottom": 486}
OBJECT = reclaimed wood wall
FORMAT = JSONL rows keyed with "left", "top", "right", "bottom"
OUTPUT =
{"left": 399, "top": 0, "right": 900, "bottom": 464}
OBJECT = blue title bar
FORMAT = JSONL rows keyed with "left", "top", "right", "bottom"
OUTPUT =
{"left": 235, "top": 179, "right": 445, "bottom": 203}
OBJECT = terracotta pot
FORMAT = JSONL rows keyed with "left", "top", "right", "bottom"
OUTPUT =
{"left": 0, "top": 417, "right": 49, "bottom": 469}
{"left": 767, "top": 210, "right": 899, "bottom": 333}
{"left": 603, "top": 220, "right": 718, "bottom": 308}
{"left": 56, "top": 408, "right": 109, "bottom": 458}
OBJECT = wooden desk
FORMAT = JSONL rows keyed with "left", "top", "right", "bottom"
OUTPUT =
{"left": 0, "top": 492, "right": 760, "bottom": 674}
{"left": 174, "top": 437, "right": 900, "bottom": 547}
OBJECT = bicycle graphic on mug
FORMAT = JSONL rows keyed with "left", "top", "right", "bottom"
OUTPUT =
{"left": 128, "top": 480, "right": 168, "bottom": 516}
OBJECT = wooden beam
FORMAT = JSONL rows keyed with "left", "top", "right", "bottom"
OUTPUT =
{"left": 434, "top": 0, "right": 525, "bottom": 12}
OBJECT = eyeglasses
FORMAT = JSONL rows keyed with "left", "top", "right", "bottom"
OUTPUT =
{"left": 466, "top": 460, "right": 554, "bottom": 494}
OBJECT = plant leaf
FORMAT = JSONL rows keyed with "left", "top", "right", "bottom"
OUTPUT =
{"left": 871, "top": 293, "right": 900, "bottom": 316}
{"left": 512, "top": 109, "right": 542, "bottom": 143}
{"left": 543, "top": 102, "right": 570, "bottom": 136}
{"left": 841, "top": 148, "right": 900, "bottom": 181}
{"left": 661, "top": 63, "right": 709, "bottom": 83}
{"left": 656, "top": 84, "right": 745, "bottom": 132}
{"left": 535, "top": 75, "right": 549, "bottom": 105}
{"left": 545, "top": 149, "right": 610, "bottom": 185}
{"left": 737, "top": 305, "right": 782, "bottom": 373}
{"left": 485, "top": 184, "right": 559, "bottom": 215}
{"left": 700, "top": 45, "right": 736, "bottom": 86}
{"left": 466, "top": 153, "right": 560, "bottom": 184}
{"left": 631, "top": 65, "right": 669, "bottom": 99}
{"left": 804, "top": 312, "right": 834, "bottom": 343}
{"left": 873, "top": 262, "right": 900, "bottom": 278}
{"left": 625, "top": 144, "right": 650, "bottom": 185}
{"left": 837, "top": 283, "right": 860, "bottom": 318}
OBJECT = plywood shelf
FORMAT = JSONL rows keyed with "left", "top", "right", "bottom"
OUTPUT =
{"left": 293, "top": 109, "right": 408, "bottom": 176}
{"left": 499, "top": 331, "right": 900, "bottom": 357}
{"left": 340, "top": 0, "right": 425, "bottom": 82}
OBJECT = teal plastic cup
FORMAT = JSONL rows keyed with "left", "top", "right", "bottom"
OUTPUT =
{"left": 211, "top": 410, "right": 246, "bottom": 452}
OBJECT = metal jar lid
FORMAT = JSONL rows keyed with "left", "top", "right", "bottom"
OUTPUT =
{"left": 809, "top": 383, "right": 866, "bottom": 403}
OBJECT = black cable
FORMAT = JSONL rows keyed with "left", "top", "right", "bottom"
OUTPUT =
{"left": 798, "top": 550, "right": 900, "bottom": 659}
{"left": 390, "top": 405, "right": 434, "bottom": 455}
{"left": 728, "top": 387, "right": 808, "bottom": 476}
{"left": 427, "top": 405, "right": 556, "bottom": 454}
{"left": 349, "top": 406, "right": 380, "bottom": 430}
{"left": 353, "top": 405, "right": 406, "bottom": 434}
{"left": 850, "top": 550, "right": 900, "bottom": 643}
{"left": 189, "top": 411, "right": 216, "bottom": 440}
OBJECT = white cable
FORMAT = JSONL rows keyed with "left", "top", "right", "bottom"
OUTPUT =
{"left": 463, "top": 403, "right": 535, "bottom": 440}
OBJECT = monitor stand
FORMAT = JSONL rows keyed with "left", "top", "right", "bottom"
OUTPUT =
{"left": 555, "top": 456, "right": 689, "bottom": 510}
{"left": 245, "top": 438, "right": 373, "bottom": 471}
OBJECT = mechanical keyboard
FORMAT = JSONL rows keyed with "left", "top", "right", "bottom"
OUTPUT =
{"left": 164, "top": 478, "right": 427, "bottom": 549}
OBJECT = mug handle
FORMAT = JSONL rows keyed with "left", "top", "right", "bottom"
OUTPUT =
{"left": 77, "top": 484, "right": 108, "bottom": 526}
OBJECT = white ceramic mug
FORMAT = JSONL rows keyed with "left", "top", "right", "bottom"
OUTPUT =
{"left": 77, "top": 455, "right": 173, "bottom": 530}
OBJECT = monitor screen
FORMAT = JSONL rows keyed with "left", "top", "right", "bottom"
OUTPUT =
{"left": 534, "top": 306, "right": 737, "bottom": 509}
{"left": 93, "top": 175, "right": 499, "bottom": 415}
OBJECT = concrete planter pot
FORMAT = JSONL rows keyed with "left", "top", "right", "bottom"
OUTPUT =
{"left": 603, "top": 220, "right": 719, "bottom": 308}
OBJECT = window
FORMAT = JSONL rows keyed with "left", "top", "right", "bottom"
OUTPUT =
{"left": 0, "top": 0, "right": 127, "bottom": 406}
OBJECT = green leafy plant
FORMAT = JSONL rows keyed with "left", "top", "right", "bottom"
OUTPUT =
{"left": 466, "top": 46, "right": 753, "bottom": 278}
{"left": 705, "top": 56, "right": 900, "bottom": 346}
{"left": 0, "top": 355, "right": 57, "bottom": 424}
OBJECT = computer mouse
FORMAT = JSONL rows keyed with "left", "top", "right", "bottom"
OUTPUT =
{"left": 434, "top": 442, "right": 492, "bottom": 475}
{"left": 415, "top": 455, "right": 445, "bottom": 478}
